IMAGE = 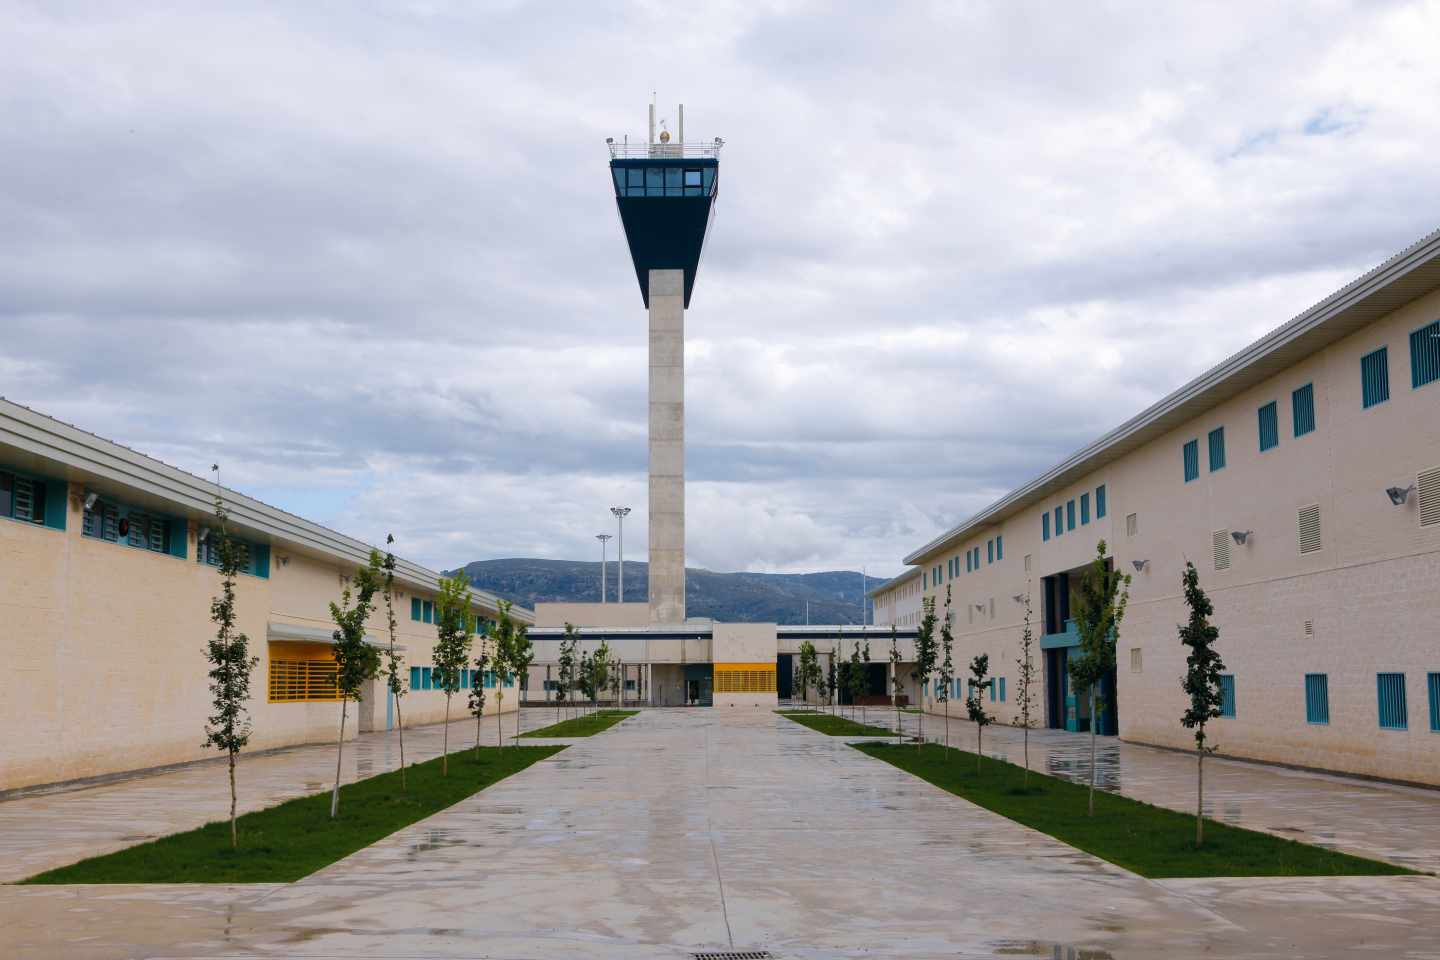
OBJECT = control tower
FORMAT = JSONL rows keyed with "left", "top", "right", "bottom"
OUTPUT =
{"left": 608, "top": 103, "right": 722, "bottom": 623}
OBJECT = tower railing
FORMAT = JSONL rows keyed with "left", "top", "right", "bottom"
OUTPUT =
{"left": 607, "top": 140, "right": 723, "bottom": 160}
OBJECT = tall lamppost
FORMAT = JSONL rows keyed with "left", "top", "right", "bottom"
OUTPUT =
{"left": 610, "top": 506, "right": 631, "bottom": 602}
{"left": 596, "top": 533, "right": 613, "bottom": 603}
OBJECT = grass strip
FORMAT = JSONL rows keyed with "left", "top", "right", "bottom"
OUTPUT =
{"left": 23, "top": 744, "right": 563, "bottom": 884}
{"left": 519, "top": 710, "right": 638, "bottom": 738}
{"left": 778, "top": 710, "right": 895, "bottom": 737}
{"left": 854, "top": 742, "right": 1415, "bottom": 878}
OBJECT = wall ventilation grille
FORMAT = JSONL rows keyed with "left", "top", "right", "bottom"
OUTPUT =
{"left": 1126, "top": 512, "right": 1138, "bottom": 537}
{"left": 1024, "top": 554, "right": 1032, "bottom": 572}
{"left": 1212, "top": 530, "right": 1231, "bottom": 571}
{"left": 1304, "top": 619, "right": 1314, "bottom": 640}
{"left": 1130, "top": 648, "right": 1143, "bottom": 673}
{"left": 1419, "top": 465, "right": 1440, "bottom": 528}
{"left": 1298, "top": 504, "right": 1323, "bottom": 554}
{"left": 692, "top": 953, "right": 773, "bottom": 960}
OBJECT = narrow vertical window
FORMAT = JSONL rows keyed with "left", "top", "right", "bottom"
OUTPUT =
{"left": 1208, "top": 427, "right": 1226, "bottom": 472}
{"left": 1305, "top": 674, "right": 1329, "bottom": 724}
{"left": 1412, "top": 319, "right": 1440, "bottom": 388}
{"left": 1361, "top": 347, "right": 1390, "bottom": 408}
{"left": 1428, "top": 673, "right": 1440, "bottom": 733}
{"left": 996, "top": 535, "right": 1003, "bottom": 561}
{"left": 1183, "top": 439, "right": 1199, "bottom": 482}
{"left": 987, "top": 539, "right": 993, "bottom": 564}
{"left": 1292, "top": 383, "right": 1316, "bottom": 437}
{"left": 1080, "top": 492, "right": 1090, "bottom": 525}
{"left": 1219, "top": 675, "right": 1236, "bottom": 718}
{"left": 1055, "top": 506, "right": 1064, "bottom": 536}
{"left": 1377, "top": 673, "right": 1407, "bottom": 730}
{"left": 1258, "top": 401, "right": 1279, "bottom": 452}
{"left": 1042, "top": 512, "right": 1050, "bottom": 541}
{"left": 1095, "top": 484, "right": 1106, "bottom": 519}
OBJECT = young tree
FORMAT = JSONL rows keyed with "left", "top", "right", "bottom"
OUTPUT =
{"left": 328, "top": 550, "right": 383, "bottom": 819}
{"left": 825, "top": 647, "right": 838, "bottom": 715}
{"left": 911, "top": 595, "right": 939, "bottom": 746}
{"left": 432, "top": 572, "right": 474, "bottom": 775}
{"left": 889, "top": 626, "right": 904, "bottom": 742}
{"left": 201, "top": 472, "right": 259, "bottom": 849}
{"left": 1067, "top": 539, "right": 1132, "bottom": 816}
{"left": 965, "top": 653, "right": 993, "bottom": 775}
{"left": 378, "top": 535, "right": 409, "bottom": 789}
{"left": 1012, "top": 586, "right": 1039, "bottom": 788}
{"left": 591, "top": 637, "right": 612, "bottom": 713}
{"left": 1179, "top": 561, "right": 1226, "bottom": 847}
{"left": 557, "top": 624, "right": 578, "bottom": 721}
{"left": 937, "top": 585, "right": 955, "bottom": 750}
{"left": 489, "top": 600, "right": 521, "bottom": 746}
{"left": 468, "top": 639, "right": 489, "bottom": 758}
{"left": 511, "top": 621, "right": 534, "bottom": 742}
{"left": 578, "top": 650, "right": 594, "bottom": 715}
{"left": 796, "top": 640, "right": 817, "bottom": 710}
{"left": 847, "top": 637, "right": 865, "bottom": 723}
{"left": 860, "top": 637, "right": 872, "bottom": 725}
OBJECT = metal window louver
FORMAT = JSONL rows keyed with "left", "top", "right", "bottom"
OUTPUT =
{"left": 1377, "top": 673, "right": 1407, "bottom": 730}
{"left": 1096, "top": 484, "right": 1107, "bottom": 519}
{"left": 1428, "top": 673, "right": 1440, "bottom": 733}
{"left": 1208, "top": 426, "right": 1226, "bottom": 471}
{"left": 1258, "top": 401, "right": 1279, "bottom": 451}
{"left": 12, "top": 476, "right": 37, "bottom": 523}
{"left": 1292, "top": 383, "right": 1316, "bottom": 437}
{"left": 1298, "top": 504, "right": 1322, "bottom": 554}
{"left": 1411, "top": 319, "right": 1440, "bottom": 388}
{"left": 1183, "top": 439, "right": 1199, "bottom": 482}
{"left": 1126, "top": 512, "right": 1138, "bottom": 537}
{"left": 1212, "top": 530, "right": 1231, "bottom": 571}
{"left": 1305, "top": 674, "right": 1329, "bottom": 724}
{"left": 1418, "top": 465, "right": 1440, "bottom": 528}
{"left": 1219, "top": 675, "right": 1236, "bottom": 718}
{"left": 1361, "top": 347, "right": 1390, "bottom": 408}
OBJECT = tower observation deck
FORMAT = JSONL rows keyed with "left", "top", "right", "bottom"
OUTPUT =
{"left": 607, "top": 104, "right": 721, "bottom": 623}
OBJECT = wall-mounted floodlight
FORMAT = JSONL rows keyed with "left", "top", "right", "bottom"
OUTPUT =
{"left": 1386, "top": 485, "right": 1415, "bottom": 506}
{"left": 973, "top": 603, "right": 986, "bottom": 613}
{"left": 1011, "top": 594, "right": 1026, "bottom": 603}
{"left": 83, "top": 491, "right": 99, "bottom": 511}
{"left": 1231, "top": 530, "right": 1252, "bottom": 545}
{"left": 1131, "top": 559, "right": 1149, "bottom": 572}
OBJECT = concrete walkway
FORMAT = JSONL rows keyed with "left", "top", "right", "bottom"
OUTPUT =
{"left": 0, "top": 706, "right": 557, "bottom": 883}
{"left": 4, "top": 708, "right": 1440, "bottom": 958}
{"left": 862, "top": 706, "right": 1440, "bottom": 875}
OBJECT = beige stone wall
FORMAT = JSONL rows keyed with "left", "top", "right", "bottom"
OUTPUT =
{"left": 0, "top": 486, "right": 512, "bottom": 792}
{"left": 910, "top": 287, "right": 1440, "bottom": 784}
{"left": 534, "top": 601, "right": 651, "bottom": 629}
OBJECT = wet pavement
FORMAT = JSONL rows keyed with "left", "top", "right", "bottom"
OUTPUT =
{"left": 865, "top": 706, "right": 1440, "bottom": 874}
{"left": 4, "top": 708, "right": 1440, "bottom": 959}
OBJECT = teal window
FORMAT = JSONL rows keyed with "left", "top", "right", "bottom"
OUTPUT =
{"left": 1258, "top": 401, "right": 1279, "bottom": 452}
{"left": 86, "top": 497, "right": 184, "bottom": 558}
{"left": 1218, "top": 675, "right": 1236, "bottom": 718}
{"left": 1305, "top": 674, "right": 1329, "bottom": 725}
{"left": 1042, "top": 512, "right": 1050, "bottom": 541}
{"left": 410, "top": 667, "right": 420, "bottom": 690}
{"left": 986, "top": 539, "right": 993, "bottom": 564}
{"left": 989, "top": 680, "right": 996, "bottom": 702}
{"left": 1429, "top": 673, "right": 1440, "bottom": 733}
{"left": 422, "top": 600, "right": 433, "bottom": 624}
{"left": 1183, "top": 440, "right": 1199, "bottom": 482}
{"left": 197, "top": 532, "right": 267, "bottom": 577}
{"left": 999, "top": 677, "right": 1006, "bottom": 702}
{"left": 460, "top": 669, "right": 469, "bottom": 689}
{"left": 411, "top": 597, "right": 422, "bottom": 621}
{"left": 0, "top": 469, "right": 64, "bottom": 530}
{"left": 484, "top": 670, "right": 496, "bottom": 689}
{"left": 1066, "top": 500, "right": 1075, "bottom": 531}
{"left": 1054, "top": 506, "right": 1064, "bottom": 536}
{"left": 1208, "top": 427, "right": 1226, "bottom": 472}
{"left": 644, "top": 167, "right": 663, "bottom": 196}
{"left": 1095, "top": 484, "right": 1106, "bottom": 519}
{"left": 1361, "top": 347, "right": 1390, "bottom": 408}
{"left": 421, "top": 667, "right": 432, "bottom": 691}
{"left": 1292, "top": 383, "right": 1315, "bottom": 437}
{"left": 1377, "top": 673, "right": 1407, "bottom": 729}
{"left": 1080, "top": 492, "right": 1090, "bottom": 525}
{"left": 1411, "top": 319, "right": 1440, "bottom": 388}
{"left": 996, "top": 535, "right": 1003, "bottom": 561}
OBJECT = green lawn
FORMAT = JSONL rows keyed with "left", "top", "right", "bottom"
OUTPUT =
{"left": 778, "top": 710, "right": 896, "bottom": 737}
{"left": 519, "top": 710, "right": 638, "bottom": 738}
{"left": 24, "top": 745, "right": 563, "bottom": 884}
{"left": 855, "top": 742, "right": 1415, "bottom": 878}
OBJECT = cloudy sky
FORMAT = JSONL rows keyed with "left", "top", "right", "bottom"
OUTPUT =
{"left": 4, "top": 1, "right": 1439, "bottom": 577}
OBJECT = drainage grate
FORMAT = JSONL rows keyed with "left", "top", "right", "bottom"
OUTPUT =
{"left": 691, "top": 953, "right": 773, "bottom": 960}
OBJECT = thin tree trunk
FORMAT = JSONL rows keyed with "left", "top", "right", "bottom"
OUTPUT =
{"left": 396, "top": 694, "right": 406, "bottom": 790}
{"left": 1196, "top": 748, "right": 1205, "bottom": 847}
{"left": 475, "top": 708, "right": 483, "bottom": 759}
{"left": 516, "top": 694, "right": 522, "bottom": 743}
{"left": 442, "top": 694, "right": 450, "bottom": 775}
{"left": 944, "top": 701, "right": 949, "bottom": 749}
{"left": 330, "top": 699, "right": 347, "bottom": 819}
{"left": 976, "top": 725, "right": 982, "bottom": 775}
{"left": 497, "top": 695, "right": 504, "bottom": 747}
{"left": 1088, "top": 686, "right": 1097, "bottom": 817}
{"left": 228, "top": 750, "right": 238, "bottom": 849}
{"left": 1023, "top": 725, "right": 1030, "bottom": 789}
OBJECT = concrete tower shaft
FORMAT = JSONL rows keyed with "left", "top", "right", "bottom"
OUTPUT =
{"left": 647, "top": 268, "right": 686, "bottom": 622}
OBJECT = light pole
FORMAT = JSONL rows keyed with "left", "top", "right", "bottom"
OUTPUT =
{"left": 610, "top": 506, "right": 631, "bottom": 602}
{"left": 596, "top": 534, "right": 612, "bottom": 603}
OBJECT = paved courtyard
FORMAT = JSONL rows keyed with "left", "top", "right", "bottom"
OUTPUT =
{"left": 3, "top": 708, "right": 1440, "bottom": 959}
